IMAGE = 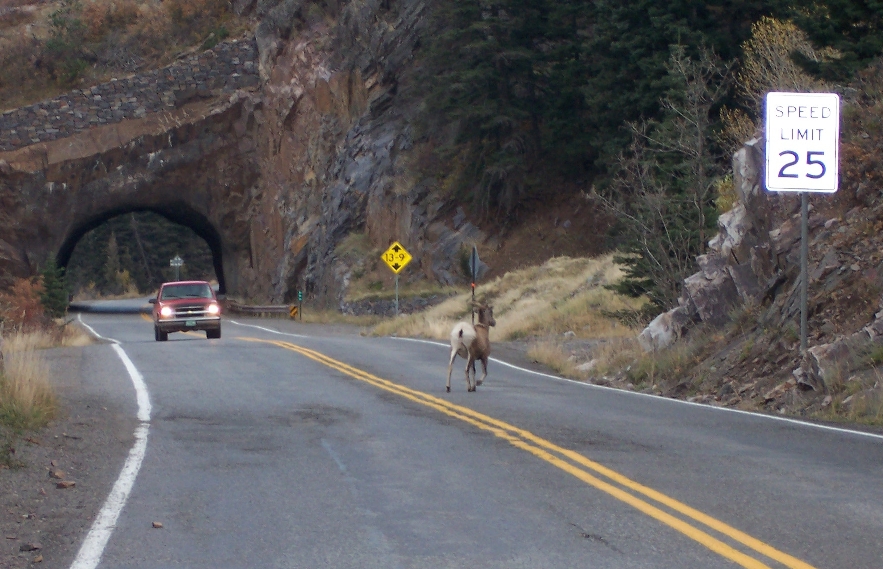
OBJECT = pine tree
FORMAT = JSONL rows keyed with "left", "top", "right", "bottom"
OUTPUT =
{"left": 39, "top": 259, "right": 70, "bottom": 318}
{"left": 104, "top": 231, "right": 122, "bottom": 295}
{"left": 595, "top": 47, "right": 733, "bottom": 310}
{"left": 419, "top": 0, "right": 550, "bottom": 214}
{"left": 783, "top": 0, "right": 883, "bottom": 81}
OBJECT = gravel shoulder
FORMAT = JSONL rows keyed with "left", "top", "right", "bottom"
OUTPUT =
{"left": 1, "top": 344, "right": 137, "bottom": 569}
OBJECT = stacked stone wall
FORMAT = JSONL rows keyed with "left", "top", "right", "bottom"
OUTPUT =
{"left": 0, "top": 39, "right": 259, "bottom": 151}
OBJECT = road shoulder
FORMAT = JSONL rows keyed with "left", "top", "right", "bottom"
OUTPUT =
{"left": 1, "top": 345, "right": 137, "bottom": 568}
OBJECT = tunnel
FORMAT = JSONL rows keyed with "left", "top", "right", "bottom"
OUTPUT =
{"left": 56, "top": 203, "right": 227, "bottom": 295}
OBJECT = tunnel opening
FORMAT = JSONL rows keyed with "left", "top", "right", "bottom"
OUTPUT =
{"left": 59, "top": 204, "right": 226, "bottom": 297}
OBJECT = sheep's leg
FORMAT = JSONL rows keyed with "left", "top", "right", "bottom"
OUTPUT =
{"left": 465, "top": 356, "right": 476, "bottom": 392}
{"left": 476, "top": 357, "right": 488, "bottom": 386}
{"left": 446, "top": 348, "right": 458, "bottom": 392}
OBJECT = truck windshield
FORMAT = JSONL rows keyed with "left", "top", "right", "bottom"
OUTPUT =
{"left": 161, "top": 284, "right": 213, "bottom": 300}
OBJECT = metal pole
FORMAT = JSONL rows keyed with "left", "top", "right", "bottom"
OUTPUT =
{"left": 800, "top": 192, "right": 809, "bottom": 353}
{"left": 471, "top": 246, "right": 477, "bottom": 325}
{"left": 395, "top": 275, "right": 399, "bottom": 317}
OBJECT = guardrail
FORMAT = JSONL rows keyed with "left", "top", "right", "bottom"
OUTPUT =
{"left": 224, "top": 302, "right": 299, "bottom": 318}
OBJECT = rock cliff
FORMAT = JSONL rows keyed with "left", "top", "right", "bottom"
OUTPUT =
{"left": 0, "top": 0, "right": 486, "bottom": 305}
{"left": 639, "top": 129, "right": 883, "bottom": 410}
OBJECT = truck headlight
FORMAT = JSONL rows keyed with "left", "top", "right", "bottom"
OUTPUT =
{"left": 160, "top": 306, "right": 174, "bottom": 318}
{"left": 207, "top": 303, "right": 220, "bottom": 315}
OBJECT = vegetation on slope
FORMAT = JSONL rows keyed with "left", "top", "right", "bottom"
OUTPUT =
{"left": 414, "top": 0, "right": 883, "bottom": 313}
{"left": 0, "top": 0, "right": 249, "bottom": 109}
{"left": 0, "top": 277, "right": 92, "bottom": 467}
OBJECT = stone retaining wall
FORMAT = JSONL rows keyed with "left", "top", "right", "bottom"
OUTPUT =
{"left": 0, "top": 39, "right": 260, "bottom": 152}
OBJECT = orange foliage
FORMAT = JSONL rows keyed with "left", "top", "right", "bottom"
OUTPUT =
{"left": 81, "top": 1, "right": 108, "bottom": 41}
{"left": 164, "top": 0, "right": 228, "bottom": 25}
{"left": 0, "top": 278, "right": 46, "bottom": 332}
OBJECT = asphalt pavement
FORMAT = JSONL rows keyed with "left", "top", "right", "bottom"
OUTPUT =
{"left": 64, "top": 311, "right": 883, "bottom": 569}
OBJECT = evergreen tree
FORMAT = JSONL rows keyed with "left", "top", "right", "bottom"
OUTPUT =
{"left": 39, "top": 259, "right": 70, "bottom": 318}
{"left": 419, "top": 0, "right": 550, "bottom": 214}
{"left": 596, "top": 47, "right": 732, "bottom": 309}
{"left": 782, "top": 0, "right": 883, "bottom": 81}
{"left": 104, "top": 231, "right": 122, "bottom": 295}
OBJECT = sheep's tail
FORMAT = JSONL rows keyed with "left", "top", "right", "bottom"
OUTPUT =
{"left": 458, "top": 329, "right": 464, "bottom": 339}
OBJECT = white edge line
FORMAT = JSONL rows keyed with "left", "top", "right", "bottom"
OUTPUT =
{"left": 228, "top": 319, "right": 310, "bottom": 339}
{"left": 71, "top": 315, "right": 152, "bottom": 569}
{"left": 388, "top": 336, "right": 883, "bottom": 443}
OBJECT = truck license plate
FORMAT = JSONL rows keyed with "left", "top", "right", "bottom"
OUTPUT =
{"left": 185, "top": 320, "right": 196, "bottom": 327}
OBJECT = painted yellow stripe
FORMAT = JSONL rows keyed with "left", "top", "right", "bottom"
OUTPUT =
{"left": 241, "top": 337, "right": 817, "bottom": 569}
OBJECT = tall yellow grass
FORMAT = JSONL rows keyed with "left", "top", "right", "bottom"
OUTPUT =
{"left": 373, "top": 254, "right": 646, "bottom": 342}
{"left": 0, "top": 331, "right": 57, "bottom": 429}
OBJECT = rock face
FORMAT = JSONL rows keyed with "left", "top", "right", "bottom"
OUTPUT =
{"left": 639, "top": 138, "right": 777, "bottom": 351}
{"left": 0, "top": 0, "right": 484, "bottom": 304}
{"left": 640, "top": 133, "right": 883, "bottom": 395}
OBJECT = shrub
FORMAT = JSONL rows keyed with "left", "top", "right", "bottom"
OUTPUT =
{"left": 739, "top": 17, "right": 833, "bottom": 113}
{"left": 0, "top": 278, "right": 46, "bottom": 332}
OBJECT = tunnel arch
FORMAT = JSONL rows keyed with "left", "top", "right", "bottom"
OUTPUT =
{"left": 56, "top": 203, "right": 227, "bottom": 295}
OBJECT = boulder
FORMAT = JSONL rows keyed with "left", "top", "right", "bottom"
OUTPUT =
{"left": 682, "top": 255, "right": 741, "bottom": 325}
{"left": 638, "top": 306, "right": 695, "bottom": 352}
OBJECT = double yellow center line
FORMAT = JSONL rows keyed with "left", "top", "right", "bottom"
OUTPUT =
{"left": 242, "top": 337, "right": 816, "bottom": 569}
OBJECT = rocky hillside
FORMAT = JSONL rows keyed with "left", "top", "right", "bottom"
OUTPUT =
{"left": 626, "top": 75, "right": 883, "bottom": 424}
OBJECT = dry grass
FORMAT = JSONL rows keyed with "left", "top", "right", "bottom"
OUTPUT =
{"left": 373, "top": 255, "right": 646, "bottom": 343}
{"left": 298, "top": 309, "right": 383, "bottom": 328}
{"left": 0, "top": 331, "right": 57, "bottom": 431}
{"left": 527, "top": 342, "right": 585, "bottom": 379}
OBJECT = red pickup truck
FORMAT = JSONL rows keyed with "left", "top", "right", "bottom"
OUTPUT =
{"left": 149, "top": 280, "right": 221, "bottom": 341}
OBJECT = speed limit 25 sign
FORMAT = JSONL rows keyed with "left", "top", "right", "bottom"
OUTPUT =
{"left": 764, "top": 92, "right": 840, "bottom": 193}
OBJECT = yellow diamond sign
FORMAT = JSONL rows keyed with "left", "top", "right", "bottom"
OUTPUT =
{"left": 381, "top": 241, "right": 412, "bottom": 274}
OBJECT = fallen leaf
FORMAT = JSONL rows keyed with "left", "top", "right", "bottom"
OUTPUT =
{"left": 19, "top": 542, "right": 41, "bottom": 552}
{"left": 48, "top": 470, "right": 66, "bottom": 480}
{"left": 152, "top": 522, "right": 163, "bottom": 529}
{"left": 56, "top": 481, "right": 76, "bottom": 489}
{"left": 33, "top": 554, "right": 43, "bottom": 563}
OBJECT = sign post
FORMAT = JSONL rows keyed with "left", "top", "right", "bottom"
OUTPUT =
{"left": 469, "top": 246, "right": 480, "bottom": 324}
{"left": 381, "top": 241, "right": 413, "bottom": 316}
{"left": 764, "top": 92, "right": 840, "bottom": 352}
{"left": 170, "top": 255, "right": 183, "bottom": 281}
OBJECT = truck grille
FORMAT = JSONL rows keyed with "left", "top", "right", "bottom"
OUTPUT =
{"left": 173, "top": 304, "right": 214, "bottom": 318}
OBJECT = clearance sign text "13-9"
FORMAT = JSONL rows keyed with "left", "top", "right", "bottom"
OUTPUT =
{"left": 764, "top": 92, "right": 840, "bottom": 193}
{"left": 381, "top": 242, "right": 412, "bottom": 274}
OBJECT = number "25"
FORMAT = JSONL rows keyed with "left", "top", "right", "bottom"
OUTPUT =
{"left": 778, "top": 151, "right": 826, "bottom": 179}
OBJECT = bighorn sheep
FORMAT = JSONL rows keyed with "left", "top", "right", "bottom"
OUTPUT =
{"left": 446, "top": 303, "right": 496, "bottom": 392}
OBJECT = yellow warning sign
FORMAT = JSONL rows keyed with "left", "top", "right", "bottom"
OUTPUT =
{"left": 289, "top": 305, "right": 298, "bottom": 318}
{"left": 381, "top": 241, "right": 412, "bottom": 275}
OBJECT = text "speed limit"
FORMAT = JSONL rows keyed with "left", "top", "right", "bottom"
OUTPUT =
{"left": 765, "top": 92, "right": 840, "bottom": 193}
